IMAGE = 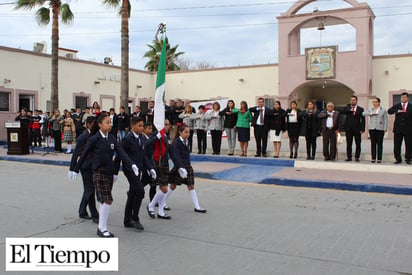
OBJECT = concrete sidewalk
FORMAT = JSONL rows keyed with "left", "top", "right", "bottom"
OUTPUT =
{"left": 1, "top": 145, "right": 411, "bottom": 196}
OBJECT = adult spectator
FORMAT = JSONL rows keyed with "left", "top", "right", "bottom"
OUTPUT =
{"left": 206, "top": 101, "right": 224, "bottom": 155}
{"left": 318, "top": 102, "right": 340, "bottom": 161}
{"left": 343, "top": 95, "right": 365, "bottom": 162}
{"left": 116, "top": 106, "right": 129, "bottom": 141}
{"left": 286, "top": 100, "right": 302, "bottom": 159}
{"left": 301, "top": 100, "right": 320, "bottom": 160}
{"left": 268, "top": 101, "right": 286, "bottom": 158}
{"left": 219, "top": 100, "right": 238, "bottom": 155}
{"left": 232, "top": 101, "right": 253, "bottom": 157}
{"left": 249, "top": 97, "right": 271, "bottom": 157}
{"left": 388, "top": 92, "right": 412, "bottom": 164}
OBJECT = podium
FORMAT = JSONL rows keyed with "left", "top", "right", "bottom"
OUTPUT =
{"left": 5, "top": 122, "right": 30, "bottom": 155}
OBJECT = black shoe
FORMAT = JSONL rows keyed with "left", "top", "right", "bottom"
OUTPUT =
{"left": 355, "top": 158, "right": 360, "bottom": 162}
{"left": 406, "top": 160, "right": 412, "bottom": 165}
{"left": 157, "top": 213, "right": 171, "bottom": 219}
{"left": 124, "top": 221, "right": 134, "bottom": 228}
{"left": 198, "top": 151, "right": 201, "bottom": 154}
{"left": 79, "top": 213, "right": 92, "bottom": 220}
{"left": 262, "top": 153, "right": 267, "bottom": 157}
{"left": 255, "top": 154, "right": 261, "bottom": 157}
{"left": 146, "top": 205, "right": 155, "bottom": 219}
{"left": 163, "top": 205, "right": 171, "bottom": 211}
{"left": 216, "top": 152, "right": 220, "bottom": 155}
{"left": 194, "top": 208, "right": 207, "bottom": 213}
{"left": 394, "top": 160, "right": 402, "bottom": 164}
{"left": 345, "top": 158, "right": 352, "bottom": 161}
{"left": 289, "top": 154, "right": 293, "bottom": 159}
{"left": 97, "top": 228, "right": 114, "bottom": 238}
{"left": 311, "top": 156, "right": 315, "bottom": 160}
{"left": 293, "top": 154, "right": 297, "bottom": 159}
{"left": 324, "top": 158, "right": 330, "bottom": 161}
{"left": 132, "top": 220, "right": 144, "bottom": 231}
{"left": 92, "top": 217, "right": 99, "bottom": 223}
{"left": 306, "top": 156, "right": 311, "bottom": 160}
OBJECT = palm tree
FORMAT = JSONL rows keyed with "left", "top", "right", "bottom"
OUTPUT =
{"left": 16, "top": 0, "right": 74, "bottom": 113}
{"left": 144, "top": 38, "right": 184, "bottom": 72}
{"left": 102, "top": 0, "right": 131, "bottom": 113}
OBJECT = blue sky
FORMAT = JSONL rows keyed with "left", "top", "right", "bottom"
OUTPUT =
{"left": 0, "top": 0, "right": 411, "bottom": 70}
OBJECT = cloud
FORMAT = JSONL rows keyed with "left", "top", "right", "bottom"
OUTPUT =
{"left": 0, "top": 0, "right": 411, "bottom": 69}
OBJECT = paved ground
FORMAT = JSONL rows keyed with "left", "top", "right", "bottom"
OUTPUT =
{"left": 1, "top": 161, "right": 412, "bottom": 275}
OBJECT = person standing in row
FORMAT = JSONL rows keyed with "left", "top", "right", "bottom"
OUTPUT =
{"left": 301, "top": 100, "right": 320, "bottom": 160}
{"left": 194, "top": 105, "right": 208, "bottom": 154}
{"left": 31, "top": 109, "right": 42, "bottom": 147}
{"left": 179, "top": 104, "right": 195, "bottom": 152}
{"left": 286, "top": 100, "right": 302, "bottom": 159}
{"left": 71, "top": 114, "right": 140, "bottom": 238}
{"left": 219, "top": 100, "right": 237, "bottom": 155}
{"left": 116, "top": 106, "right": 129, "bottom": 142}
{"left": 363, "top": 97, "right": 388, "bottom": 163}
{"left": 388, "top": 92, "right": 412, "bottom": 164}
{"left": 206, "top": 101, "right": 224, "bottom": 155}
{"left": 232, "top": 101, "right": 252, "bottom": 157}
{"left": 249, "top": 98, "right": 270, "bottom": 157}
{"left": 72, "top": 107, "right": 84, "bottom": 139}
{"left": 50, "top": 109, "right": 63, "bottom": 153}
{"left": 62, "top": 111, "right": 76, "bottom": 154}
{"left": 268, "top": 101, "right": 286, "bottom": 158}
{"left": 69, "top": 116, "right": 99, "bottom": 223}
{"left": 343, "top": 95, "right": 365, "bottom": 162}
{"left": 318, "top": 102, "right": 340, "bottom": 161}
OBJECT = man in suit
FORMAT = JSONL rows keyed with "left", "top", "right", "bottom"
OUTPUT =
{"left": 343, "top": 95, "right": 365, "bottom": 162}
{"left": 388, "top": 92, "right": 412, "bottom": 164}
{"left": 318, "top": 102, "right": 340, "bottom": 161}
{"left": 249, "top": 97, "right": 271, "bottom": 157}
{"left": 143, "top": 101, "right": 155, "bottom": 125}
{"left": 131, "top": 105, "right": 143, "bottom": 119}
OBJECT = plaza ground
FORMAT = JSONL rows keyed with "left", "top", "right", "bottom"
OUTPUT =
{"left": 1, "top": 161, "right": 412, "bottom": 275}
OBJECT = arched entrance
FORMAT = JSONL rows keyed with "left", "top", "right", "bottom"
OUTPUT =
{"left": 289, "top": 80, "right": 354, "bottom": 110}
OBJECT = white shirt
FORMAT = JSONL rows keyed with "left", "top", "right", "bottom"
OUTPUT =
{"left": 326, "top": 111, "right": 334, "bottom": 128}
{"left": 288, "top": 109, "right": 297, "bottom": 123}
{"left": 99, "top": 130, "right": 108, "bottom": 139}
{"left": 256, "top": 107, "right": 265, "bottom": 125}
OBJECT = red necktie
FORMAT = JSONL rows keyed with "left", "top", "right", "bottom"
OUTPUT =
{"left": 352, "top": 106, "right": 355, "bottom": 117}
{"left": 403, "top": 103, "right": 406, "bottom": 112}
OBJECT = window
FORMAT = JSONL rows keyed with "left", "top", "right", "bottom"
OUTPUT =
{"left": 46, "top": 100, "right": 51, "bottom": 112}
{"left": 0, "top": 92, "right": 10, "bottom": 111}
{"left": 263, "top": 98, "right": 275, "bottom": 109}
{"left": 75, "top": 96, "right": 88, "bottom": 111}
{"left": 393, "top": 94, "right": 412, "bottom": 105}
{"left": 140, "top": 101, "right": 149, "bottom": 113}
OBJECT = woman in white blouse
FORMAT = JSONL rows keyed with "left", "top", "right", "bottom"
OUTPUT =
{"left": 206, "top": 102, "right": 224, "bottom": 155}
{"left": 363, "top": 97, "right": 388, "bottom": 163}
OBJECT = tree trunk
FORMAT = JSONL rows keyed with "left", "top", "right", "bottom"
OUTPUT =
{"left": 120, "top": 0, "right": 129, "bottom": 113}
{"left": 50, "top": 4, "right": 59, "bottom": 113}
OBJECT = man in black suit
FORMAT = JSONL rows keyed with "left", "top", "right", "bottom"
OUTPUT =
{"left": 388, "top": 92, "right": 412, "bottom": 164}
{"left": 249, "top": 97, "right": 271, "bottom": 157}
{"left": 343, "top": 95, "right": 365, "bottom": 162}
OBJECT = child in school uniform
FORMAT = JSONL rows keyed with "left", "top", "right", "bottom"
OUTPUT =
{"left": 140, "top": 122, "right": 157, "bottom": 201}
{"left": 146, "top": 119, "right": 172, "bottom": 219}
{"left": 115, "top": 117, "right": 156, "bottom": 231}
{"left": 69, "top": 116, "right": 99, "bottom": 223}
{"left": 70, "top": 114, "right": 139, "bottom": 238}
{"left": 169, "top": 125, "right": 207, "bottom": 214}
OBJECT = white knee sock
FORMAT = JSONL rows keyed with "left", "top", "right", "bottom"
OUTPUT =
{"left": 164, "top": 189, "right": 173, "bottom": 204}
{"left": 156, "top": 192, "right": 166, "bottom": 216}
{"left": 98, "top": 203, "right": 111, "bottom": 232}
{"left": 190, "top": 190, "right": 201, "bottom": 210}
{"left": 148, "top": 191, "right": 161, "bottom": 211}
{"left": 67, "top": 144, "right": 72, "bottom": 152}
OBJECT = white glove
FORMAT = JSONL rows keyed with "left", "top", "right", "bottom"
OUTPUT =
{"left": 132, "top": 164, "right": 139, "bottom": 176}
{"left": 113, "top": 175, "right": 118, "bottom": 183}
{"left": 70, "top": 172, "right": 78, "bottom": 180}
{"left": 156, "top": 132, "right": 162, "bottom": 139}
{"left": 67, "top": 171, "right": 73, "bottom": 180}
{"left": 178, "top": 167, "right": 188, "bottom": 179}
{"left": 150, "top": 169, "right": 157, "bottom": 180}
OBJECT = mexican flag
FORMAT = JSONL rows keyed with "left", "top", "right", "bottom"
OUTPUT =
{"left": 153, "top": 37, "right": 167, "bottom": 135}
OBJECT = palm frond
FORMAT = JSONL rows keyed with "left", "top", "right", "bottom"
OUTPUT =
{"left": 35, "top": 6, "right": 50, "bottom": 25}
{"left": 102, "top": 0, "right": 121, "bottom": 8}
{"left": 60, "top": 3, "right": 74, "bottom": 24}
{"left": 15, "top": 0, "right": 46, "bottom": 10}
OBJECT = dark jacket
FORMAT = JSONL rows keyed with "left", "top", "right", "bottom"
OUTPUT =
{"left": 388, "top": 102, "right": 412, "bottom": 135}
{"left": 170, "top": 138, "right": 191, "bottom": 169}
{"left": 268, "top": 108, "right": 286, "bottom": 134}
{"left": 116, "top": 113, "right": 129, "bottom": 131}
{"left": 301, "top": 110, "right": 320, "bottom": 137}
{"left": 115, "top": 132, "right": 153, "bottom": 174}
{"left": 219, "top": 107, "right": 238, "bottom": 128}
{"left": 74, "top": 132, "right": 133, "bottom": 174}
{"left": 70, "top": 129, "right": 92, "bottom": 171}
{"left": 249, "top": 106, "right": 271, "bottom": 130}
{"left": 342, "top": 105, "right": 365, "bottom": 132}
{"left": 318, "top": 110, "right": 341, "bottom": 133}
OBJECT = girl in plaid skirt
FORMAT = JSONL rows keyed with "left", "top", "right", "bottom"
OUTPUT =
{"left": 169, "top": 125, "right": 207, "bottom": 214}
{"left": 71, "top": 114, "right": 139, "bottom": 237}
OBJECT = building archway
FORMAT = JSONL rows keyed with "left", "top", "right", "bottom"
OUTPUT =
{"left": 288, "top": 80, "right": 354, "bottom": 110}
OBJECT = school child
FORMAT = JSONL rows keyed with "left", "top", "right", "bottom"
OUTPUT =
{"left": 115, "top": 117, "right": 156, "bottom": 231}
{"left": 31, "top": 110, "right": 42, "bottom": 147}
{"left": 62, "top": 111, "right": 76, "bottom": 153}
{"left": 70, "top": 114, "right": 139, "bottom": 238}
{"left": 141, "top": 122, "right": 157, "bottom": 201}
{"left": 69, "top": 116, "right": 99, "bottom": 223}
{"left": 169, "top": 125, "right": 207, "bottom": 214}
{"left": 194, "top": 105, "right": 208, "bottom": 154}
{"left": 146, "top": 119, "right": 172, "bottom": 219}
